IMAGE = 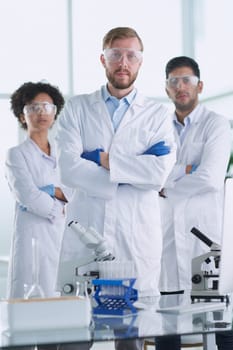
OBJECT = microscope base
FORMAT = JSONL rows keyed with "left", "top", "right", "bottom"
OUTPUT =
{"left": 191, "top": 291, "right": 229, "bottom": 304}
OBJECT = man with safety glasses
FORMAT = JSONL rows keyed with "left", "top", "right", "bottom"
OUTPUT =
{"left": 56, "top": 27, "right": 176, "bottom": 349}
{"left": 156, "top": 56, "right": 232, "bottom": 350}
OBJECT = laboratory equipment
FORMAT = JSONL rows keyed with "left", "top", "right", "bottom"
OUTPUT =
{"left": 191, "top": 178, "right": 233, "bottom": 303}
{"left": 218, "top": 177, "right": 233, "bottom": 294}
{"left": 0, "top": 297, "right": 92, "bottom": 332}
{"left": 92, "top": 278, "right": 138, "bottom": 315}
{"left": 157, "top": 301, "right": 225, "bottom": 314}
{"left": 190, "top": 227, "right": 227, "bottom": 302}
{"left": 59, "top": 221, "right": 115, "bottom": 296}
{"left": 91, "top": 259, "right": 138, "bottom": 315}
{"left": 192, "top": 304, "right": 232, "bottom": 333}
{"left": 25, "top": 237, "right": 45, "bottom": 299}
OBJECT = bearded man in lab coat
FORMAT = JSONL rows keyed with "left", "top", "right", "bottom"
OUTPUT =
{"left": 55, "top": 27, "right": 176, "bottom": 299}
{"left": 156, "top": 56, "right": 232, "bottom": 350}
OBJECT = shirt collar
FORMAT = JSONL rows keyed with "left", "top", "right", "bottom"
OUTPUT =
{"left": 101, "top": 85, "right": 136, "bottom": 105}
{"left": 172, "top": 104, "right": 202, "bottom": 126}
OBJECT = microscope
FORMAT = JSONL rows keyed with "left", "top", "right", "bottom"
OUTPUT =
{"left": 58, "top": 221, "right": 138, "bottom": 315}
{"left": 59, "top": 221, "right": 115, "bottom": 296}
{"left": 190, "top": 227, "right": 227, "bottom": 302}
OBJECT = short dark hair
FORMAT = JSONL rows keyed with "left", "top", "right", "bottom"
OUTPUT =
{"left": 10, "top": 81, "right": 65, "bottom": 130}
{"left": 165, "top": 56, "right": 200, "bottom": 79}
{"left": 102, "top": 27, "right": 144, "bottom": 51}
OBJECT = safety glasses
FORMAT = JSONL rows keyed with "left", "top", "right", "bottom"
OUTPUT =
{"left": 103, "top": 48, "right": 143, "bottom": 64}
{"left": 23, "top": 102, "right": 57, "bottom": 115}
{"left": 166, "top": 75, "right": 199, "bottom": 89}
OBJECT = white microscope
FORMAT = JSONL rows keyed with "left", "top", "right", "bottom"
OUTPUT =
{"left": 190, "top": 227, "right": 227, "bottom": 302}
{"left": 59, "top": 221, "right": 115, "bottom": 296}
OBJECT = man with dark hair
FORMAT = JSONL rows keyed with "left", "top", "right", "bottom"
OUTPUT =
{"left": 165, "top": 55, "right": 200, "bottom": 79}
{"left": 156, "top": 56, "right": 232, "bottom": 350}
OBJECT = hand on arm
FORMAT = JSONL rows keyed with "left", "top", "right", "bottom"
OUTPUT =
{"left": 100, "top": 151, "right": 110, "bottom": 170}
{"left": 81, "top": 148, "right": 109, "bottom": 170}
{"left": 186, "top": 164, "right": 198, "bottom": 174}
{"left": 54, "top": 187, "right": 68, "bottom": 202}
{"left": 143, "top": 141, "right": 170, "bottom": 156}
{"left": 144, "top": 141, "right": 171, "bottom": 197}
{"left": 39, "top": 184, "right": 68, "bottom": 202}
{"left": 81, "top": 148, "right": 104, "bottom": 166}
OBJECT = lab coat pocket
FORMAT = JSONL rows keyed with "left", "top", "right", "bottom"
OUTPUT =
{"left": 115, "top": 127, "right": 153, "bottom": 156}
{"left": 187, "top": 142, "right": 204, "bottom": 165}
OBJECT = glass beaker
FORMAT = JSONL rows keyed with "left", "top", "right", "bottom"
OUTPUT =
{"left": 25, "top": 237, "right": 45, "bottom": 299}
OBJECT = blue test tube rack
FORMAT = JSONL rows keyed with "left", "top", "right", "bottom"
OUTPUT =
{"left": 92, "top": 278, "right": 138, "bottom": 315}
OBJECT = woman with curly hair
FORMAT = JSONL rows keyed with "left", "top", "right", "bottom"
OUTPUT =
{"left": 5, "top": 81, "right": 72, "bottom": 299}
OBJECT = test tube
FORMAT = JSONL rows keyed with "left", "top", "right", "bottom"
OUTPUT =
{"left": 25, "top": 237, "right": 45, "bottom": 299}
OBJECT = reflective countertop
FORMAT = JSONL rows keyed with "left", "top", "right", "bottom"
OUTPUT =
{"left": 0, "top": 292, "right": 232, "bottom": 348}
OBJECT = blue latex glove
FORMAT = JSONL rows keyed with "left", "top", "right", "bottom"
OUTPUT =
{"left": 143, "top": 141, "right": 170, "bottom": 156}
{"left": 39, "top": 184, "right": 55, "bottom": 198}
{"left": 190, "top": 164, "right": 198, "bottom": 173}
{"left": 81, "top": 148, "right": 104, "bottom": 166}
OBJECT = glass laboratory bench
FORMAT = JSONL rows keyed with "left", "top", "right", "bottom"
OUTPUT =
{"left": 0, "top": 292, "right": 232, "bottom": 350}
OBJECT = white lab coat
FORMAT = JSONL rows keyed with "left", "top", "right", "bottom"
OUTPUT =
{"left": 56, "top": 88, "right": 176, "bottom": 297}
{"left": 159, "top": 104, "right": 232, "bottom": 292}
{"left": 5, "top": 137, "right": 73, "bottom": 298}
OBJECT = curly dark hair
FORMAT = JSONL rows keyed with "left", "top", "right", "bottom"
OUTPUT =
{"left": 10, "top": 81, "right": 65, "bottom": 130}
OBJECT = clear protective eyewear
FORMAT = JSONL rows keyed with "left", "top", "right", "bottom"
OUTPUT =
{"left": 166, "top": 75, "right": 199, "bottom": 89}
{"left": 104, "top": 48, "right": 143, "bottom": 64}
{"left": 23, "top": 102, "right": 57, "bottom": 115}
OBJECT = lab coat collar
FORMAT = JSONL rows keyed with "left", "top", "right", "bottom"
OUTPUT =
{"left": 90, "top": 87, "right": 146, "bottom": 108}
{"left": 101, "top": 85, "right": 137, "bottom": 106}
{"left": 26, "top": 137, "right": 56, "bottom": 162}
{"left": 85, "top": 88, "right": 151, "bottom": 135}
{"left": 172, "top": 103, "right": 204, "bottom": 125}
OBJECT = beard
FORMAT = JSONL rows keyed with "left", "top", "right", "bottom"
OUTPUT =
{"left": 106, "top": 68, "right": 138, "bottom": 90}
{"left": 174, "top": 97, "right": 197, "bottom": 113}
